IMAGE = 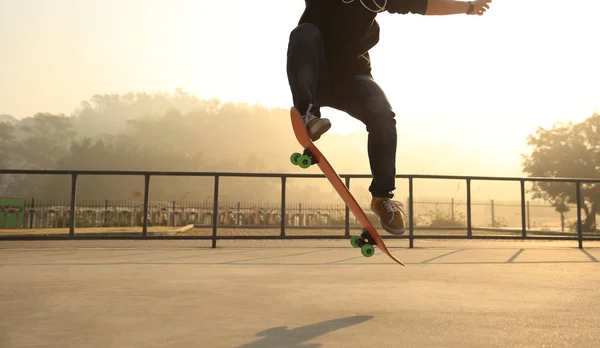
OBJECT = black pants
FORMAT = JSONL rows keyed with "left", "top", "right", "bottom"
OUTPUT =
{"left": 286, "top": 23, "right": 397, "bottom": 198}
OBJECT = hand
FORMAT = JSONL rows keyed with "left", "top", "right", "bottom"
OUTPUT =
{"left": 470, "top": 0, "right": 492, "bottom": 15}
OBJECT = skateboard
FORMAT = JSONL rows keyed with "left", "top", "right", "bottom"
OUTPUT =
{"left": 289, "top": 107, "right": 405, "bottom": 266}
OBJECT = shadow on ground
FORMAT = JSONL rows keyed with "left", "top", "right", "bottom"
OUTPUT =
{"left": 236, "top": 315, "right": 374, "bottom": 348}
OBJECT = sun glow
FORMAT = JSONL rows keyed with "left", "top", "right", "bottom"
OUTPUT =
{"left": 1, "top": 0, "right": 599, "bottom": 176}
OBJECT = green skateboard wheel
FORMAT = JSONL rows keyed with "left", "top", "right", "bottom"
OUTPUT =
{"left": 350, "top": 236, "right": 360, "bottom": 248}
{"left": 290, "top": 152, "right": 301, "bottom": 165}
{"left": 298, "top": 154, "right": 312, "bottom": 168}
{"left": 361, "top": 244, "right": 375, "bottom": 257}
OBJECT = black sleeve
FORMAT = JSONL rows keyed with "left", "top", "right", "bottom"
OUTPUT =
{"left": 385, "top": 0, "right": 428, "bottom": 15}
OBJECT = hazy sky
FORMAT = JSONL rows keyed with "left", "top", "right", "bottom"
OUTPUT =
{"left": 1, "top": 0, "right": 599, "bottom": 175}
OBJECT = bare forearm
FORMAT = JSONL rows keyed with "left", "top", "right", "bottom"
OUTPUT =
{"left": 425, "top": 0, "right": 473, "bottom": 15}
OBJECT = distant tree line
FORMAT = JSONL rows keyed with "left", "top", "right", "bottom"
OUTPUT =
{"left": 1, "top": 89, "right": 598, "bottom": 231}
{"left": 0, "top": 89, "right": 329, "bottom": 202}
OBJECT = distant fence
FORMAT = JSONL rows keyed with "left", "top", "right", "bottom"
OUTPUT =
{"left": 2, "top": 198, "right": 580, "bottom": 233}
{"left": 1, "top": 169, "right": 599, "bottom": 248}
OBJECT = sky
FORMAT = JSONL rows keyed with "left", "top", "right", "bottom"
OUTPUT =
{"left": 1, "top": 0, "right": 599, "bottom": 177}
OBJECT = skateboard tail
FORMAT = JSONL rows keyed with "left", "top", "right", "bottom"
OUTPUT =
{"left": 316, "top": 160, "right": 406, "bottom": 266}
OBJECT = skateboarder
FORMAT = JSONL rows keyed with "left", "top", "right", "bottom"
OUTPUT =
{"left": 287, "top": 0, "right": 492, "bottom": 235}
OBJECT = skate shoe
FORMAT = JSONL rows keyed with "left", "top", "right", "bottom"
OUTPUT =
{"left": 371, "top": 196, "right": 408, "bottom": 235}
{"left": 302, "top": 104, "right": 331, "bottom": 141}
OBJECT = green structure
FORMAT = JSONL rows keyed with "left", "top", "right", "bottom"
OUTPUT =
{"left": 0, "top": 197, "right": 25, "bottom": 228}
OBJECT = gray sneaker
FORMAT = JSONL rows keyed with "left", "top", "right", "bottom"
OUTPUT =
{"left": 302, "top": 105, "right": 331, "bottom": 141}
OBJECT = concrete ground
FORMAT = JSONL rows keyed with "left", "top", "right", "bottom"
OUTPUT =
{"left": 1, "top": 239, "right": 599, "bottom": 348}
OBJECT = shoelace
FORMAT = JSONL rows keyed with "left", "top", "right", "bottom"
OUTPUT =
{"left": 382, "top": 199, "right": 407, "bottom": 224}
{"left": 302, "top": 104, "right": 315, "bottom": 126}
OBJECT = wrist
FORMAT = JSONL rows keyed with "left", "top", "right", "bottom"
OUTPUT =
{"left": 467, "top": 1, "right": 474, "bottom": 15}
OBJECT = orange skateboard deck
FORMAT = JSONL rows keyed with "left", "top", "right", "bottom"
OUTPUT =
{"left": 289, "top": 107, "right": 405, "bottom": 266}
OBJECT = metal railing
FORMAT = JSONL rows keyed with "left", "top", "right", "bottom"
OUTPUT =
{"left": 1, "top": 169, "right": 599, "bottom": 248}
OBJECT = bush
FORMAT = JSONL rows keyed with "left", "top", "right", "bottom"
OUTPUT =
{"left": 429, "top": 204, "right": 466, "bottom": 227}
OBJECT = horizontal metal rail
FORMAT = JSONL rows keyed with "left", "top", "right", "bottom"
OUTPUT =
{"left": 1, "top": 169, "right": 599, "bottom": 249}
{"left": 2, "top": 169, "right": 600, "bottom": 183}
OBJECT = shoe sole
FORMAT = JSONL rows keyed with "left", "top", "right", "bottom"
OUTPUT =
{"left": 309, "top": 121, "right": 331, "bottom": 141}
{"left": 380, "top": 219, "right": 407, "bottom": 235}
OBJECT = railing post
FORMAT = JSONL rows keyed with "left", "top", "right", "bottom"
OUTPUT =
{"left": 527, "top": 201, "right": 531, "bottom": 230}
{"left": 69, "top": 174, "right": 78, "bottom": 237}
{"left": 172, "top": 200, "right": 176, "bottom": 227}
{"left": 345, "top": 177, "right": 350, "bottom": 237}
{"left": 409, "top": 177, "right": 414, "bottom": 248}
{"left": 520, "top": 180, "right": 527, "bottom": 238}
{"left": 466, "top": 179, "right": 472, "bottom": 237}
{"left": 104, "top": 199, "right": 109, "bottom": 226}
{"left": 576, "top": 181, "right": 583, "bottom": 249}
{"left": 212, "top": 176, "right": 220, "bottom": 248}
{"left": 281, "top": 176, "right": 286, "bottom": 237}
{"left": 29, "top": 198, "right": 35, "bottom": 228}
{"left": 142, "top": 174, "right": 150, "bottom": 237}
{"left": 491, "top": 199, "right": 495, "bottom": 227}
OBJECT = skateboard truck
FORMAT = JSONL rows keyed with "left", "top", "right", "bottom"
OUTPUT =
{"left": 290, "top": 148, "right": 319, "bottom": 168}
{"left": 350, "top": 229, "right": 377, "bottom": 257}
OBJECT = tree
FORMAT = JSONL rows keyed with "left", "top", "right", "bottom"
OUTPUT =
{"left": 0, "top": 113, "right": 76, "bottom": 198}
{"left": 0, "top": 121, "right": 18, "bottom": 193}
{"left": 522, "top": 113, "right": 600, "bottom": 231}
{"left": 17, "top": 113, "right": 76, "bottom": 168}
{"left": 71, "top": 89, "right": 218, "bottom": 139}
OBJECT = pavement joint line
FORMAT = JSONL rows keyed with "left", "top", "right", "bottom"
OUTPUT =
{"left": 57, "top": 249, "right": 166, "bottom": 262}
{"left": 326, "top": 256, "right": 365, "bottom": 264}
{"left": 507, "top": 249, "right": 525, "bottom": 263}
{"left": 421, "top": 249, "right": 464, "bottom": 263}
{"left": 143, "top": 248, "right": 266, "bottom": 262}
{"left": 581, "top": 249, "right": 599, "bottom": 262}
{"left": 226, "top": 249, "right": 326, "bottom": 263}
{"left": 0, "top": 251, "right": 76, "bottom": 260}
